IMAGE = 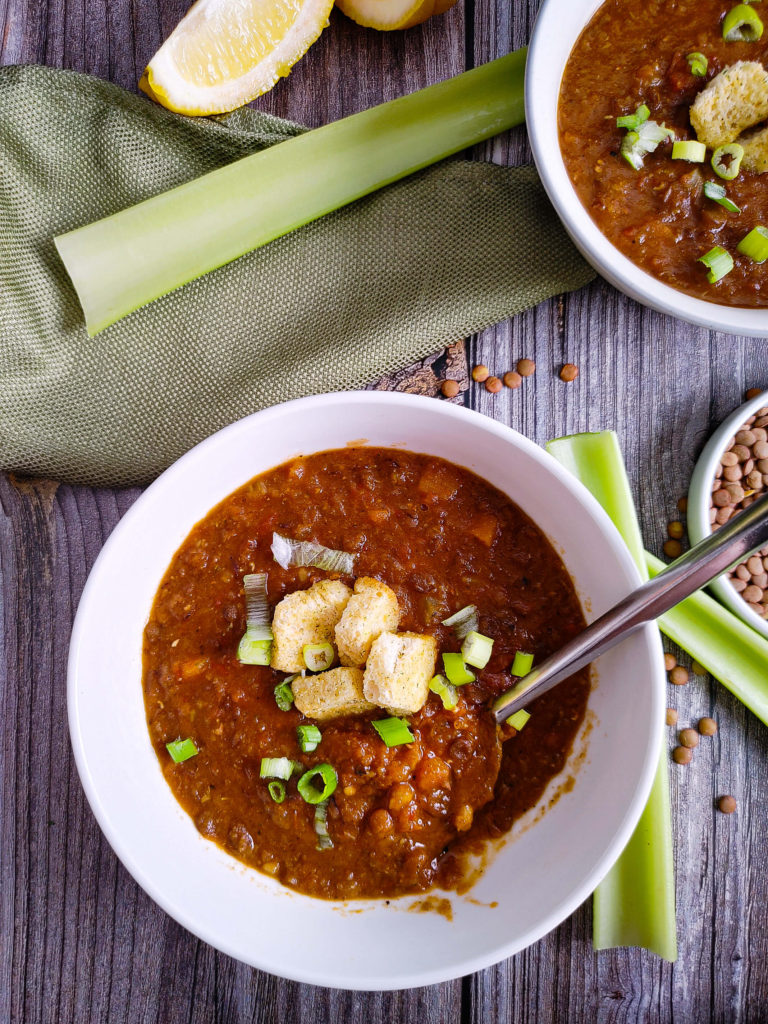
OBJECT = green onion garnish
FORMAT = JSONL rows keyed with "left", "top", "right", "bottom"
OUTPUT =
{"left": 314, "top": 801, "right": 333, "bottom": 850}
{"left": 237, "top": 573, "right": 273, "bottom": 665}
{"left": 460, "top": 630, "right": 494, "bottom": 669}
{"left": 429, "top": 674, "right": 459, "bottom": 710}
{"left": 274, "top": 679, "right": 295, "bottom": 711}
{"left": 372, "top": 717, "right": 415, "bottom": 747}
{"left": 711, "top": 143, "right": 744, "bottom": 180}
{"left": 671, "top": 140, "right": 706, "bottom": 162}
{"left": 703, "top": 180, "right": 741, "bottom": 213}
{"left": 166, "top": 737, "right": 198, "bottom": 763}
{"left": 737, "top": 225, "right": 768, "bottom": 262}
{"left": 302, "top": 641, "right": 334, "bottom": 672}
{"left": 441, "top": 604, "right": 479, "bottom": 641}
{"left": 511, "top": 650, "right": 534, "bottom": 676}
{"left": 297, "top": 724, "right": 322, "bottom": 753}
{"left": 267, "top": 780, "right": 286, "bottom": 803}
{"left": 616, "top": 104, "right": 650, "bottom": 131}
{"left": 442, "top": 652, "right": 475, "bottom": 686}
{"left": 237, "top": 636, "right": 271, "bottom": 665}
{"left": 507, "top": 709, "right": 531, "bottom": 731}
{"left": 686, "top": 52, "right": 708, "bottom": 76}
{"left": 297, "top": 763, "right": 338, "bottom": 803}
{"left": 698, "top": 245, "right": 734, "bottom": 282}
{"left": 271, "top": 532, "right": 355, "bottom": 575}
{"left": 722, "top": 3, "right": 764, "bottom": 40}
{"left": 620, "top": 120, "right": 675, "bottom": 170}
{"left": 259, "top": 756, "right": 295, "bottom": 780}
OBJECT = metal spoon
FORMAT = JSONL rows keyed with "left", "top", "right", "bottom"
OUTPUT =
{"left": 492, "top": 490, "right": 768, "bottom": 724}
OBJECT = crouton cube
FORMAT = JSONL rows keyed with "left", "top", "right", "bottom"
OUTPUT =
{"left": 292, "top": 667, "right": 374, "bottom": 721}
{"left": 691, "top": 61, "right": 768, "bottom": 149}
{"left": 271, "top": 579, "right": 352, "bottom": 673}
{"left": 741, "top": 125, "right": 768, "bottom": 173}
{"left": 335, "top": 576, "right": 401, "bottom": 667}
{"left": 363, "top": 632, "right": 437, "bottom": 716}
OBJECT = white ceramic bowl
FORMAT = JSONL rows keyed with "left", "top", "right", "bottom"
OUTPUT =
{"left": 688, "top": 389, "right": 768, "bottom": 638}
{"left": 68, "top": 392, "right": 665, "bottom": 990}
{"left": 526, "top": 0, "right": 768, "bottom": 338}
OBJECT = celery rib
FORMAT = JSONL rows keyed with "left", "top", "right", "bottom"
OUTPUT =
{"left": 55, "top": 50, "right": 526, "bottom": 335}
{"left": 547, "top": 431, "right": 677, "bottom": 962}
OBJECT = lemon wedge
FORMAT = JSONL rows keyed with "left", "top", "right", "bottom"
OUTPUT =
{"left": 140, "top": 0, "right": 334, "bottom": 115}
{"left": 335, "top": 0, "right": 458, "bottom": 30}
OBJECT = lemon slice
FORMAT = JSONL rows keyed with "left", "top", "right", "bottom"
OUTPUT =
{"left": 140, "top": 0, "right": 334, "bottom": 115}
{"left": 336, "top": 0, "right": 458, "bottom": 30}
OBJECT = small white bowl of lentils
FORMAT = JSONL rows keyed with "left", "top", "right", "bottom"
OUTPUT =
{"left": 688, "top": 390, "right": 768, "bottom": 640}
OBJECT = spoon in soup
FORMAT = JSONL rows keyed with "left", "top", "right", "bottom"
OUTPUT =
{"left": 492, "top": 490, "right": 768, "bottom": 723}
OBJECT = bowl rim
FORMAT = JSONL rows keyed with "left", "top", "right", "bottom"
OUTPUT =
{"left": 67, "top": 391, "right": 665, "bottom": 988}
{"left": 687, "top": 389, "right": 768, "bottom": 639}
{"left": 525, "top": 0, "right": 768, "bottom": 339}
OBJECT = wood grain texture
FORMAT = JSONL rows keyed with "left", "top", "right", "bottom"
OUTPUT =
{"left": 2, "top": 0, "right": 768, "bottom": 1020}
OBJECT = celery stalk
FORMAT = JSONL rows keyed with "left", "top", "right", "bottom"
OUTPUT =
{"left": 647, "top": 552, "right": 768, "bottom": 726}
{"left": 547, "top": 432, "right": 677, "bottom": 962}
{"left": 55, "top": 50, "right": 526, "bottom": 335}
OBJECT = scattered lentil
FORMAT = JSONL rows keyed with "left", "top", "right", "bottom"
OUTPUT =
{"left": 679, "top": 727, "right": 699, "bottom": 749}
{"left": 484, "top": 376, "right": 502, "bottom": 394}
{"left": 664, "top": 652, "right": 677, "bottom": 672}
{"left": 677, "top": 496, "right": 688, "bottom": 513}
{"left": 669, "top": 665, "right": 689, "bottom": 686}
{"left": 663, "top": 539, "right": 683, "bottom": 559}
{"left": 666, "top": 708, "right": 678, "bottom": 726}
{"left": 698, "top": 717, "right": 718, "bottom": 735}
{"left": 560, "top": 363, "right": 579, "bottom": 382}
{"left": 667, "top": 521, "right": 684, "bottom": 539}
{"left": 718, "top": 795, "right": 737, "bottom": 814}
{"left": 746, "top": 388, "right": 763, "bottom": 400}
{"left": 673, "top": 745, "right": 693, "bottom": 765}
{"left": 472, "top": 364, "right": 490, "bottom": 383}
{"left": 503, "top": 371, "right": 522, "bottom": 389}
{"left": 441, "top": 379, "right": 460, "bottom": 399}
{"left": 691, "top": 661, "right": 707, "bottom": 676}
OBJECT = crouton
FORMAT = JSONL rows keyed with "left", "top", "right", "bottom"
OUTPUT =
{"left": 363, "top": 632, "right": 437, "bottom": 716}
{"left": 690, "top": 61, "right": 768, "bottom": 149}
{"left": 335, "top": 577, "right": 401, "bottom": 667}
{"left": 292, "top": 666, "right": 374, "bottom": 721}
{"left": 271, "top": 579, "right": 352, "bottom": 673}
{"left": 741, "top": 124, "right": 768, "bottom": 172}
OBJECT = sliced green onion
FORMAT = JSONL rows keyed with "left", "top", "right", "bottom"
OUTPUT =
{"left": 686, "top": 51, "right": 708, "bottom": 76}
{"left": 507, "top": 709, "right": 530, "bottom": 731}
{"left": 722, "top": 3, "right": 764, "bottom": 40}
{"left": 616, "top": 104, "right": 650, "bottom": 130}
{"left": 442, "top": 652, "right": 475, "bottom": 686}
{"left": 297, "top": 723, "right": 322, "bottom": 753}
{"left": 274, "top": 679, "right": 295, "bottom": 711}
{"left": 166, "top": 737, "right": 198, "bottom": 763}
{"left": 372, "top": 717, "right": 415, "bottom": 747}
{"left": 620, "top": 120, "right": 675, "bottom": 170}
{"left": 698, "top": 245, "right": 734, "bottom": 283}
{"left": 737, "top": 224, "right": 768, "bottom": 262}
{"left": 271, "top": 532, "right": 355, "bottom": 575}
{"left": 429, "top": 674, "right": 459, "bottom": 710}
{"left": 243, "top": 573, "right": 272, "bottom": 641}
{"left": 546, "top": 430, "right": 676, "bottom": 963}
{"left": 703, "top": 180, "right": 741, "bottom": 213}
{"left": 314, "top": 801, "right": 333, "bottom": 850}
{"left": 302, "top": 641, "right": 335, "bottom": 672}
{"left": 511, "top": 650, "right": 534, "bottom": 676}
{"left": 460, "top": 630, "right": 494, "bottom": 669}
{"left": 297, "top": 763, "right": 338, "bottom": 803}
{"left": 441, "top": 604, "right": 479, "bottom": 641}
{"left": 267, "top": 780, "right": 286, "bottom": 803}
{"left": 671, "top": 140, "right": 706, "bottom": 162}
{"left": 260, "top": 756, "right": 295, "bottom": 780}
{"left": 237, "top": 635, "right": 272, "bottom": 665}
{"left": 55, "top": 51, "right": 527, "bottom": 336}
{"left": 712, "top": 143, "right": 744, "bottom": 180}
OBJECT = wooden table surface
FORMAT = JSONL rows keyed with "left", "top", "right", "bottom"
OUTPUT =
{"left": 3, "top": 0, "right": 768, "bottom": 1021}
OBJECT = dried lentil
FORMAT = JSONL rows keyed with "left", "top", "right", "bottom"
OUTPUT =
{"left": 666, "top": 708, "right": 678, "bottom": 726}
{"left": 669, "top": 665, "right": 689, "bottom": 686}
{"left": 441, "top": 379, "right": 460, "bottom": 399}
{"left": 679, "top": 728, "right": 699, "bottom": 749}
{"left": 673, "top": 746, "right": 693, "bottom": 765}
{"left": 560, "top": 363, "right": 579, "bottom": 382}
{"left": 503, "top": 371, "right": 522, "bottom": 389}
{"left": 517, "top": 358, "right": 536, "bottom": 377}
{"left": 698, "top": 717, "right": 717, "bottom": 735}
{"left": 718, "top": 795, "right": 737, "bottom": 814}
{"left": 472, "top": 364, "right": 490, "bottom": 383}
{"left": 667, "top": 521, "right": 684, "bottom": 539}
{"left": 484, "top": 376, "right": 502, "bottom": 394}
{"left": 664, "top": 652, "right": 677, "bottom": 672}
{"left": 663, "top": 539, "right": 683, "bottom": 559}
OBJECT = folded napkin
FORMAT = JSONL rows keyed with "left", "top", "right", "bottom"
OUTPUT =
{"left": 0, "top": 65, "right": 595, "bottom": 487}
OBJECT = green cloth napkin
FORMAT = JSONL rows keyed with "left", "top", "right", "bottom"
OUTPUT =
{"left": 0, "top": 64, "right": 595, "bottom": 487}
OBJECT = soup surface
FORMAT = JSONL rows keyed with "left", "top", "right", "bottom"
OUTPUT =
{"left": 559, "top": 0, "right": 768, "bottom": 306}
{"left": 142, "top": 448, "right": 590, "bottom": 900}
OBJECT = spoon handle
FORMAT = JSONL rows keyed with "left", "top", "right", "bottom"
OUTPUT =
{"left": 492, "top": 490, "right": 768, "bottom": 724}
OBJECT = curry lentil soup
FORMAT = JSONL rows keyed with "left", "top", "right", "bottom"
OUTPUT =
{"left": 142, "top": 448, "right": 590, "bottom": 900}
